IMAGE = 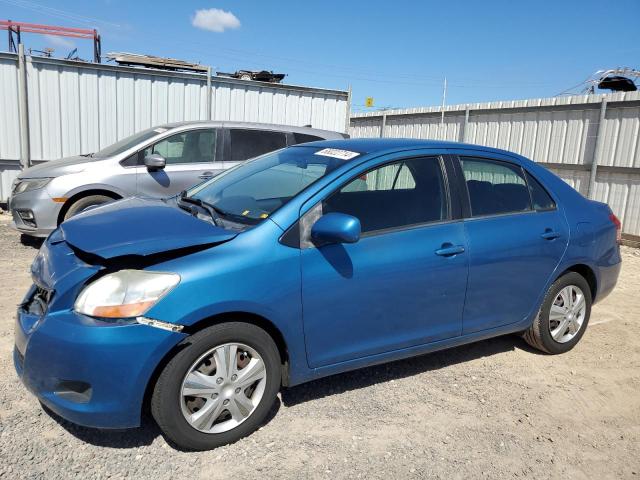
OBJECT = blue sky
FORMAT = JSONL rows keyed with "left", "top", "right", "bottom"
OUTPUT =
{"left": 2, "top": 0, "right": 639, "bottom": 111}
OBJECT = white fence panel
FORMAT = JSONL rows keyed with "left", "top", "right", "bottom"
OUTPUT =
{"left": 0, "top": 57, "right": 20, "bottom": 161}
{"left": 0, "top": 52, "right": 349, "bottom": 202}
{"left": 351, "top": 91, "right": 640, "bottom": 236}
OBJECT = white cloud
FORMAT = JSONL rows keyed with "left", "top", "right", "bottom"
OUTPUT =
{"left": 192, "top": 8, "right": 240, "bottom": 33}
{"left": 43, "top": 34, "right": 75, "bottom": 49}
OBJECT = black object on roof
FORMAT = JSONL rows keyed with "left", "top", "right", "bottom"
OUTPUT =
{"left": 598, "top": 75, "right": 637, "bottom": 92}
{"left": 217, "top": 70, "right": 286, "bottom": 83}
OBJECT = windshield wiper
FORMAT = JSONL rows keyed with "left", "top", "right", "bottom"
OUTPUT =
{"left": 80, "top": 152, "right": 95, "bottom": 157}
{"left": 179, "top": 191, "right": 260, "bottom": 226}
{"left": 178, "top": 191, "right": 224, "bottom": 226}
{"left": 180, "top": 191, "right": 230, "bottom": 215}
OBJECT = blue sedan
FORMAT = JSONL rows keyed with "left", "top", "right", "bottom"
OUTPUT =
{"left": 14, "top": 139, "right": 621, "bottom": 450}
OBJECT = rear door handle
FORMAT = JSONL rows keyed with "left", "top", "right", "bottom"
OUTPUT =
{"left": 435, "top": 244, "right": 465, "bottom": 257}
{"left": 541, "top": 230, "right": 560, "bottom": 240}
{"left": 198, "top": 171, "right": 214, "bottom": 179}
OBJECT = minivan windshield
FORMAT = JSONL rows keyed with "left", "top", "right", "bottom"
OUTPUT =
{"left": 186, "top": 147, "right": 348, "bottom": 224}
{"left": 92, "top": 127, "right": 168, "bottom": 158}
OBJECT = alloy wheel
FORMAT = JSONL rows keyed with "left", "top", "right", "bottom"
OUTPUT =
{"left": 548, "top": 285, "right": 587, "bottom": 344}
{"left": 179, "top": 343, "right": 267, "bottom": 434}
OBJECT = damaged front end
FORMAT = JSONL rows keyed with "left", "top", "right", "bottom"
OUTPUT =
{"left": 35, "top": 219, "right": 232, "bottom": 316}
{"left": 39, "top": 195, "right": 240, "bottom": 316}
{"left": 14, "top": 222, "right": 225, "bottom": 428}
{"left": 14, "top": 196, "right": 246, "bottom": 428}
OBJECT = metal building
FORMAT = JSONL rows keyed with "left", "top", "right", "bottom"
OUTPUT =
{"left": 351, "top": 92, "right": 640, "bottom": 239}
{"left": 0, "top": 51, "right": 350, "bottom": 201}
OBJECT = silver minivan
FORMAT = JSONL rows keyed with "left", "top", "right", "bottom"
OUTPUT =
{"left": 9, "top": 121, "right": 346, "bottom": 237}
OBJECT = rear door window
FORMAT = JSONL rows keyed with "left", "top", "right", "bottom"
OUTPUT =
{"left": 230, "top": 129, "right": 287, "bottom": 161}
{"left": 460, "top": 157, "right": 532, "bottom": 216}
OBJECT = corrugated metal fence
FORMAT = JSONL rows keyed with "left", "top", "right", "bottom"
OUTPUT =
{"left": 0, "top": 51, "right": 349, "bottom": 201}
{"left": 350, "top": 92, "right": 640, "bottom": 237}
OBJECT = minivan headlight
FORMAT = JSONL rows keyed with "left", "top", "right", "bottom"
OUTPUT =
{"left": 74, "top": 270, "right": 180, "bottom": 318}
{"left": 13, "top": 178, "right": 52, "bottom": 195}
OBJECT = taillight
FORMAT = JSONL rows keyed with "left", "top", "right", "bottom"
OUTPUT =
{"left": 609, "top": 213, "right": 622, "bottom": 245}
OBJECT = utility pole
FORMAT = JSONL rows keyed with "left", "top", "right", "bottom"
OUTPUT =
{"left": 206, "top": 66, "right": 212, "bottom": 120}
{"left": 440, "top": 77, "right": 447, "bottom": 139}
{"left": 17, "top": 43, "right": 31, "bottom": 169}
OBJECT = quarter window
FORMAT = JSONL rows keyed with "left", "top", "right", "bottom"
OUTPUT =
{"left": 460, "top": 157, "right": 531, "bottom": 216}
{"left": 525, "top": 171, "right": 556, "bottom": 211}
{"left": 142, "top": 129, "right": 216, "bottom": 165}
{"left": 230, "top": 129, "right": 287, "bottom": 161}
{"left": 322, "top": 157, "right": 447, "bottom": 235}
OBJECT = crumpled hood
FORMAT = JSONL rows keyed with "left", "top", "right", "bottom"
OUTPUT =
{"left": 19, "top": 155, "right": 91, "bottom": 178}
{"left": 58, "top": 197, "right": 238, "bottom": 259}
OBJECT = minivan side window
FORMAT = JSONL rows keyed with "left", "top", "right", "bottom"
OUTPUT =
{"left": 230, "top": 129, "right": 287, "bottom": 161}
{"left": 525, "top": 171, "right": 556, "bottom": 211}
{"left": 142, "top": 129, "right": 216, "bottom": 165}
{"left": 322, "top": 157, "right": 447, "bottom": 235}
{"left": 460, "top": 157, "right": 531, "bottom": 217}
{"left": 292, "top": 132, "right": 323, "bottom": 145}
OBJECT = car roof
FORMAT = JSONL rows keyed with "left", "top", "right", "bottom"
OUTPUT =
{"left": 157, "top": 120, "right": 346, "bottom": 139}
{"left": 295, "top": 138, "right": 524, "bottom": 162}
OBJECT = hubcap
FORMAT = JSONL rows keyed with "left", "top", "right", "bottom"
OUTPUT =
{"left": 180, "top": 343, "right": 266, "bottom": 434}
{"left": 548, "top": 285, "right": 587, "bottom": 344}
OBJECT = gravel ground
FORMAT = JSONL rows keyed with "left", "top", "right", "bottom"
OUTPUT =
{"left": 0, "top": 212, "right": 639, "bottom": 479}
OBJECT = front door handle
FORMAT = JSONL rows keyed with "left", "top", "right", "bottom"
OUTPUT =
{"left": 435, "top": 244, "right": 465, "bottom": 257}
{"left": 541, "top": 229, "right": 560, "bottom": 240}
{"left": 198, "top": 171, "right": 214, "bottom": 179}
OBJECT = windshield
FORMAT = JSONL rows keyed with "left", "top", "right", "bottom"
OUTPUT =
{"left": 186, "top": 147, "right": 348, "bottom": 224}
{"left": 92, "top": 127, "right": 168, "bottom": 158}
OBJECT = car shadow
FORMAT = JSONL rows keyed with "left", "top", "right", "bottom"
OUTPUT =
{"left": 42, "top": 394, "right": 283, "bottom": 451}
{"left": 20, "top": 234, "right": 44, "bottom": 249}
{"left": 43, "top": 334, "right": 540, "bottom": 449}
{"left": 42, "top": 404, "right": 162, "bottom": 448}
{"left": 281, "top": 334, "right": 542, "bottom": 407}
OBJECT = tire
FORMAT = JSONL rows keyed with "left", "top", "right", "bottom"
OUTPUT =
{"left": 523, "top": 272, "right": 592, "bottom": 354}
{"left": 151, "top": 322, "right": 281, "bottom": 451}
{"left": 63, "top": 195, "right": 114, "bottom": 221}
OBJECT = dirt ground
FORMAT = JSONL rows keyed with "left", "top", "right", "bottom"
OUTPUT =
{"left": 0, "top": 212, "right": 638, "bottom": 480}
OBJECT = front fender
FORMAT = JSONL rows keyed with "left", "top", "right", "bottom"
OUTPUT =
{"left": 59, "top": 182, "right": 130, "bottom": 201}
{"left": 144, "top": 222, "right": 311, "bottom": 384}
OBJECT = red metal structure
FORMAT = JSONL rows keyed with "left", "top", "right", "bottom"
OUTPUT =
{"left": 0, "top": 20, "right": 101, "bottom": 63}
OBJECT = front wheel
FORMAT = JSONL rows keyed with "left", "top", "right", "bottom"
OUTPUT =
{"left": 63, "top": 194, "right": 115, "bottom": 221}
{"left": 523, "top": 272, "right": 592, "bottom": 354}
{"left": 151, "top": 322, "right": 281, "bottom": 450}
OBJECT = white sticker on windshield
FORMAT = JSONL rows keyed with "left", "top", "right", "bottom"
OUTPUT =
{"left": 314, "top": 148, "right": 360, "bottom": 160}
{"left": 153, "top": 128, "right": 168, "bottom": 133}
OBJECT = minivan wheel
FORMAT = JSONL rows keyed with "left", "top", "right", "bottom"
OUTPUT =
{"left": 523, "top": 272, "right": 592, "bottom": 354}
{"left": 63, "top": 195, "right": 115, "bottom": 221}
{"left": 151, "top": 322, "right": 281, "bottom": 451}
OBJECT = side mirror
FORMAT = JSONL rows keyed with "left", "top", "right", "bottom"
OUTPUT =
{"left": 311, "top": 213, "right": 361, "bottom": 246}
{"left": 144, "top": 153, "right": 166, "bottom": 170}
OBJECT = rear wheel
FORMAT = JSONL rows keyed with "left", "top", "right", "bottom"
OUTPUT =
{"left": 151, "top": 322, "right": 281, "bottom": 450}
{"left": 523, "top": 272, "right": 592, "bottom": 354}
{"left": 63, "top": 194, "right": 115, "bottom": 221}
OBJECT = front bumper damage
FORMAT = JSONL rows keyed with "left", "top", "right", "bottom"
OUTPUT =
{"left": 14, "top": 232, "right": 187, "bottom": 428}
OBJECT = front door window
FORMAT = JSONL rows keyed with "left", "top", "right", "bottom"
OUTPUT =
{"left": 143, "top": 129, "right": 216, "bottom": 164}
